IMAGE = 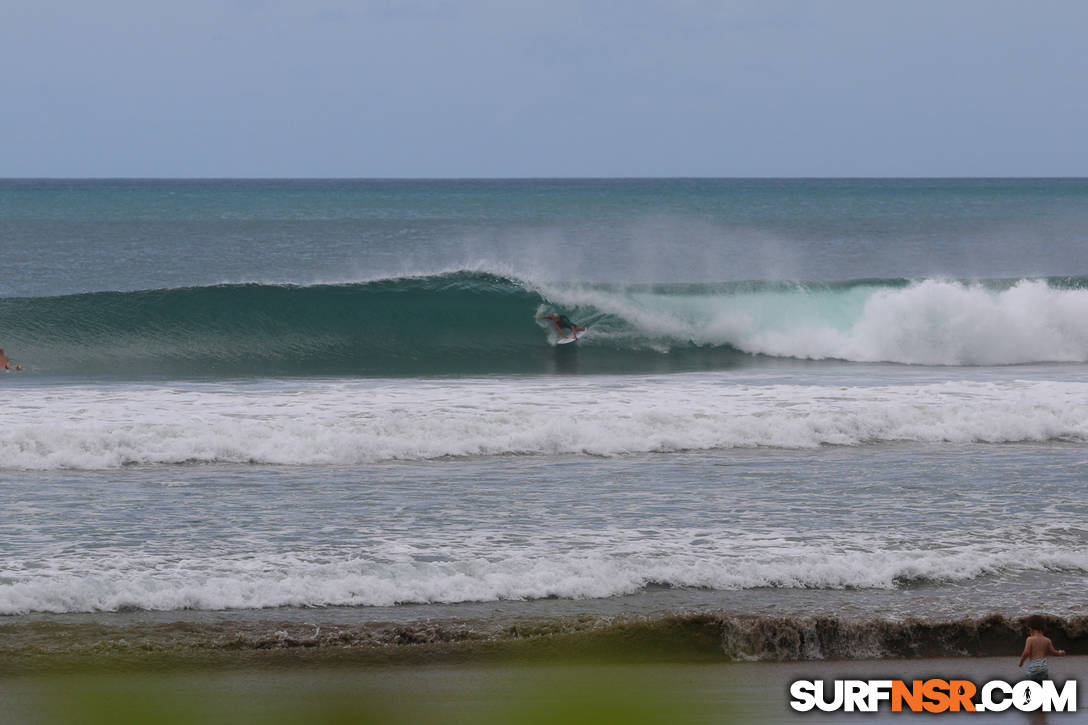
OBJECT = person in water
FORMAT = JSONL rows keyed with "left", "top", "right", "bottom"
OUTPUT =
{"left": 1018, "top": 614, "right": 1066, "bottom": 682}
{"left": 536, "top": 314, "right": 586, "bottom": 340}
{"left": 0, "top": 349, "right": 22, "bottom": 372}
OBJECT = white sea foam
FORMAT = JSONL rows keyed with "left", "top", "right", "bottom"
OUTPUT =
{"left": 2, "top": 375, "right": 1087, "bottom": 470}
{"left": 3, "top": 531, "right": 1086, "bottom": 614}
{"left": 538, "top": 278, "right": 1088, "bottom": 365}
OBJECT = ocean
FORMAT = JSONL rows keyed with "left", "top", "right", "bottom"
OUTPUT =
{"left": 2, "top": 178, "right": 1088, "bottom": 664}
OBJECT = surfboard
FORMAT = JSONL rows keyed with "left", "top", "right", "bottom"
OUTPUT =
{"left": 556, "top": 329, "right": 587, "bottom": 345}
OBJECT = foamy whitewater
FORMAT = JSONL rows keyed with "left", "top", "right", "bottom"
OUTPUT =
{"left": 3, "top": 179, "right": 1088, "bottom": 659}
{"left": 3, "top": 375, "right": 1088, "bottom": 469}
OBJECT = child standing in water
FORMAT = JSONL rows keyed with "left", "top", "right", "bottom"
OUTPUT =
{"left": 1018, "top": 615, "right": 1066, "bottom": 681}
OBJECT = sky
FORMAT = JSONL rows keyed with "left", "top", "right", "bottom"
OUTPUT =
{"left": 3, "top": 0, "right": 1087, "bottom": 177}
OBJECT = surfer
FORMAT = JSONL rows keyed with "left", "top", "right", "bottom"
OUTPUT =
{"left": 0, "top": 349, "right": 22, "bottom": 372}
{"left": 536, "top": 313, "right": 585, "bottom": 340}
{"left": 1017, "top": 615, "right": 1065, "bottom": 682}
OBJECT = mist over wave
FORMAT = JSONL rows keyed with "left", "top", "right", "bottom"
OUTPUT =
{"left": 2, "top": 271, "right": 1088, "bottom": 377}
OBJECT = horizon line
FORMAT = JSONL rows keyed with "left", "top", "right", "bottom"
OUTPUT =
{"left": 3, "top": 175, "right": 1088, "bottom": 182}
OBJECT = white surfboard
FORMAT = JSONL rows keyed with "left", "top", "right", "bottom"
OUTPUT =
{"left": 556, "top": 328, "right": 587, "bottom": 345}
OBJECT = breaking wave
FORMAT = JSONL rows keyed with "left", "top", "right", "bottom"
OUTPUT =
{"left": 3, "top": 377, "right": 1088, "bottom": 469}
{"left": 3, "top": 272, "right": 1088, "bottom": 377}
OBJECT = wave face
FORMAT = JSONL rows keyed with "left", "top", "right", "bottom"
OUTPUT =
{"left": 4, "top": 272, "right": 1088, "bottom": 377}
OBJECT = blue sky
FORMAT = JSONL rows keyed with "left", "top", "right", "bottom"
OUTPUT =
{"left": 4, "top": 0, "right": 1087, "bottom": 177}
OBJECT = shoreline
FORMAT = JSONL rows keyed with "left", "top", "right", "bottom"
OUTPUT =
{"left": 4, "top": 612, "right": 1086, "bottom": 675}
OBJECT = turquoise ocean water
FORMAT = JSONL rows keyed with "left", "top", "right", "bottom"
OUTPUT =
{"left": 2, "top": 179, "right": 1088, "bottom": 660}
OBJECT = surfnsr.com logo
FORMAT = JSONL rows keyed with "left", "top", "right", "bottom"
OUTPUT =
{"left": 790, "top": 679, "right": 1077, "bottom": 713}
